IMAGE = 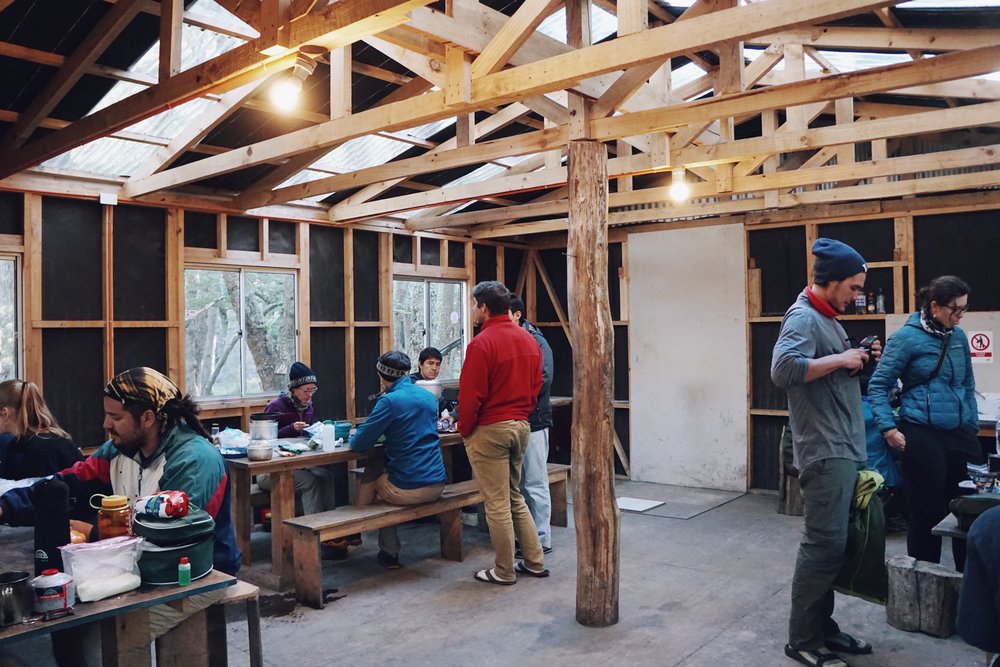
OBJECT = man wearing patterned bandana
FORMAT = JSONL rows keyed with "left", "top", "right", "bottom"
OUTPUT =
{"left": 349, "top": 351, "right": 447, "bottom": 569}
{"left": 772, "top": 240, "right": 882, "bottom": 667}
{"left": 0, "top": 367, "right": 241, "bottom": 652}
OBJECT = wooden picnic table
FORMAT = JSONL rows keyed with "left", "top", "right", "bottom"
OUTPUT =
{"left": 0, "top": 569, "right": 235, "bottom": 667}
{"left": 226, "top": 432, "right": 463, "bottom": 589}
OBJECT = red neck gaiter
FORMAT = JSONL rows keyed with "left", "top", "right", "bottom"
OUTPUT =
{"left": 804, "top": 286, "right": 839, "bottom": 319}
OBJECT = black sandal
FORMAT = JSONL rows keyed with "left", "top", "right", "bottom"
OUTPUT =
{"left": 784, "top": 644, "right": 848, "bottom": 667}
{"left": 824, "top": 632, "right": 872, "bottom": 655}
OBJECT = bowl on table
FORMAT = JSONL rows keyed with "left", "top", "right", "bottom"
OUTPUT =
{"left": 219, "top": 447, "right": 247, "bottom": 459}
{"left": 247, "top": 442, "right": 274, "bottom": 461}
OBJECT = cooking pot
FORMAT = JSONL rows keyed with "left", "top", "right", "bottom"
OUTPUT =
{"left": 0, "top": 571, "right": 34, "bottom": 626}
{"left": 249, "top": 412, "right": 280, "bottom": 441}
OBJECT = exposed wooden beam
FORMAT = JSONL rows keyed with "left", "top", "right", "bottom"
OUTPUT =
{"left": 748, "top": 27, "right": 1000, "bottom": 54}
{"left": 123, "top": 0, "right": 909, "bottom": 197}
{"left": 1, "top": 0, "right": 143, "bottom": 150}
{"left": 159, "top": 0, "right": 185, "bottom": 82}
{"left": 0, "top": 0, "right": 434, "bottom": 179}
{"left": 470, "top": 0, "right": 561, "bottom": 77}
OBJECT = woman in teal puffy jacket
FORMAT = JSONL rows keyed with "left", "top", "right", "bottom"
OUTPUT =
{"left": 868, "top": 275, "right": 981, "bottom": 570}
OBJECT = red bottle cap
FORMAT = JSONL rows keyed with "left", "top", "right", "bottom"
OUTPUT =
{"left": 41, "top": 568, "right": 59, "bottom": 576}
{"left": 179, "top": 557, "right": 189, "bottom": 564}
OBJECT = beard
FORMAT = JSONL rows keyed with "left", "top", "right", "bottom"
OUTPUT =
{"left": 110, "top": 433, "right": 143, "bottom": 458}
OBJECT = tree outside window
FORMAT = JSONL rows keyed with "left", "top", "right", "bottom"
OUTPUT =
{"left": 184, "top": 268, "right": 296, "bottom": 397}
{"left": 0, "top": 258, "right": 18, "bottom": 381}
{"left": 393, "top": 279, "right": 465, "bottom": 380}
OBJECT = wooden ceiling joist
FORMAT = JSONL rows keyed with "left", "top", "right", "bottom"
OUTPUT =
{"left": 1, "top": 0, "right": 143, "bottom": 151}
{"left": 121, "top": 0, "right": 907, "bottom": 198}
{"left": 0, "top": 0, "right": 435, "bottom": 180}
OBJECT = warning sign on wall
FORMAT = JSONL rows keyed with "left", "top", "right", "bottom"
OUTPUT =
{"left": 969, "top": 331, "right": 993, "bottom": 364}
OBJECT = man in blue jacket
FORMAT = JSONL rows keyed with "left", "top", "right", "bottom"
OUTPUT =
{"left": 958, "top": 505, "right": 1000, "bottom": 666}
{"left": 350, "top": 351, "right": 447, "bottom": 569}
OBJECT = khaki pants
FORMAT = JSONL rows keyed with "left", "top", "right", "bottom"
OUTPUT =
{"left": 357, "top": 450, "right": 445, "bottom": 556}
{"left": 465, "top": 420, "right": 544, "bottom": 580}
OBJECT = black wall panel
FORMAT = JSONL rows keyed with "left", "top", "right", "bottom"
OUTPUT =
{"left": 227, "top": 216, "right": 259, "bottom": 252}
{"left": 747, "top": 227, "right": 807, "bottom": 317}
{"left": 536, "top": 249, "right": 567, "bottom": 323}
{"left": 419, "top": 238, "right": 440, "bottom": 266}
{"left": 915, "top": 211, "right": 1000, "bottom": 311}
{"left": 43, "top": 329, "right": 105, "bottom": 446}
{"left": 354, "top": 328, "right": 381, "bottom": 417}
{"left": 268, "top": 220, "right": 296, "bottom": 255}
{"left": 608, "top": 243, "right": 623, "bottom": 321}
{"left": 818, "top": 218, "right": 895, "bottom": 263}
{"left": 113, "top": 328, "right": 167, "bottom": 376}
{"left": 614, "top": 325, "right": 629, "bottom": 402}
{"left": 474, "top": 244, "right": 496, "bottom": 284}
{"left": 113, "top": 204, "right": 165, "bottom": 321}
{"left": 353, "top": 230, "right": 380, "bottom": 321}
{"left": 309, "top": 327, "right": 347, "bottom": 420}
{"left": 184, "top": 211, "right": 216, "bottom": 248}
{"left": 42, "top": 197, "right": 102, "bottom": 321}
{"left": 309, "top": 226, "right": 345, "bottom": 321}
{"left": 393, "top": 235, "right": 412, "bottom": 264}
{"left": 0, "top": 191, "right": 22, "bottom": 235}
{"left": 448, "top": 240, "right": 465, "bottom": 269}
{"left": 505, "top": 247, "right": 525, "bottom": 287}
{"left": 539, "top": 325, "right": 572, "bottom": 398}
{"left": 751, "top": 415, "right": 787, "bottom": 491}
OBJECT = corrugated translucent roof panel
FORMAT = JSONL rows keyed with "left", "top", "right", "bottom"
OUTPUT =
{"left": 40, "top": 0, "right": 246, "bottom": 176}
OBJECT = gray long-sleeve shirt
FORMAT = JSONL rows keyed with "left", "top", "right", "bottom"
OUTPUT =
{"left": 770, "top": 291, "right": 866, "bottom": 472}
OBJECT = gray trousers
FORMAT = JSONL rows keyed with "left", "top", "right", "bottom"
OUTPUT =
{"left": 788, "top": 457, "right": 860, "bottom": 649}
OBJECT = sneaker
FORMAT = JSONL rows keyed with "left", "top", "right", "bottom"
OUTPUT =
{"left": 514, "top": 543, "right": 552, "bottom": 559}
{"left": 377, "top": 550, "right": 401, "bottom": 570}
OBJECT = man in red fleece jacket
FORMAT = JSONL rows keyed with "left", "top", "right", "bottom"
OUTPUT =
{"left": 459, "top": 281, "right": 547, "bottom": 585}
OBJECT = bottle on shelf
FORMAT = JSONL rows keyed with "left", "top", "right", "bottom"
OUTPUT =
{"left": 866, "top": 291, "right": 876, "bottom": 314}
{"left": 855, "top": 291, "right": 867, "bottom": 315}
{"left": 876, "top": 288, "right": 886, "bottom": 314}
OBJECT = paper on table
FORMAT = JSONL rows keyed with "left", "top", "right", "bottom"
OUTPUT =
{"left": 616, "top": 497, "right": 665, "bottom": 512}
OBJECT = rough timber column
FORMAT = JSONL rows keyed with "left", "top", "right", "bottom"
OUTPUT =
{"left": 568, "top": 139, "right": 620, "bottom": 627}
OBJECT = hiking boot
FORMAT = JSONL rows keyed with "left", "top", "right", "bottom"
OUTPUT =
{"left": 377, "top": 550, "right": 401, "bottom": 570}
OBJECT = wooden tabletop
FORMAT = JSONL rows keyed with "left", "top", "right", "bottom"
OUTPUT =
{"left": 0, "top": 569, "right": 235, "bottom": 645}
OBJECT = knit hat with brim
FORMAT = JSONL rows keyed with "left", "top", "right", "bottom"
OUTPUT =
{"left": 289, "top": 361, "right": 317, "bottom": 389}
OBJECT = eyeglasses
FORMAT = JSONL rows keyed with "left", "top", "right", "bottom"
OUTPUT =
{"left": 298, "top": 386, "right": 319, "bottom": 395}
{"left": 941, "top": 303, "right": 970, "bottom": 315}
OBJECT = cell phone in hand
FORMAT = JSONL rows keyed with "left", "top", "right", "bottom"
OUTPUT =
{"left": 859, "top": 335, "right": 877, "bottom": 349}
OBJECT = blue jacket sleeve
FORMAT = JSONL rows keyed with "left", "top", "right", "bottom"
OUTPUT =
{"left": 0, "top": 483, "right": 38, "bottom": 526}
{"left": 770, "top": 311, "right": 813, "bottom": 389}
{"left": 868, "top": 331, "right": 912, "bottom": 434}
{"left": 349, "top": 396, "right": 393, "bottom": 452}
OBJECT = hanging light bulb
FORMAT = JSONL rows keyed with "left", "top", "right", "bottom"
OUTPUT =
{"left": 669, "top": 168, "right": 690, "bottom": 202}
{"left": 269, "top": 52, "right": 317, "bottom": 112}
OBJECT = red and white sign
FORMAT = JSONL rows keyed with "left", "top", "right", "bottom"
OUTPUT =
{"left": 968, "top": 330, "right": 993, "bottom": 364}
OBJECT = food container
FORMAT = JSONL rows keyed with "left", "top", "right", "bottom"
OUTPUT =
{"left": 0, "top": 571, "right": 34, "bottom": 626}
{"left": 414, "top": 379, "right": 443, "bottom": 399}
{"left": 247, "top": 442, "right": 273, "bottom": 461}
{"left": 249, "top": 412, "right": 280, "bottom": 441}
{"left": 91, "top": 494, "right": 133, "bottom": 540}
{"left": 31, "top": 569, "right": 75, "bottom": 614}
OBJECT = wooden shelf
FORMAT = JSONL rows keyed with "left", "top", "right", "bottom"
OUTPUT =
{"left": 750, "top": 408, "right": 789, "bottom": 417}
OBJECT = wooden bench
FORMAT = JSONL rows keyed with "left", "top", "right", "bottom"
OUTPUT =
{"left": 286, "top": 479, "right": 482, "bottom": 608}
{"left": 285, "top": 463, "right": 572, "bottom": 608}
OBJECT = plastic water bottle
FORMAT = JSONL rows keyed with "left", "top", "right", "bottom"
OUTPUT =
{"left": 177, "top": 557, "right": 191, "bottom": 586}
{"left": 995, "top": 418, "right": 1000, "bottom": 456}
{"left": 322, "top": 420, "right": 336, "bottom": 450}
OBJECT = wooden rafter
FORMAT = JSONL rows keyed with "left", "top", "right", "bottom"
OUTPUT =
{"left": 0, "top": 0, "right": 435, "bottom": 180}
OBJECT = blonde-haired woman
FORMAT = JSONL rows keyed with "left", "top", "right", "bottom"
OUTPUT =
{"left": 0, "top": 379, "right": 82, "bottom": 479}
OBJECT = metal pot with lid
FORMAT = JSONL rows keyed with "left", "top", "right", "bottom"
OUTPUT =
{"left": 249, "top": 412, "right": 280, "bottom": 441}
{"left": 0, "top": 571, "right": 34, "bottom": 626}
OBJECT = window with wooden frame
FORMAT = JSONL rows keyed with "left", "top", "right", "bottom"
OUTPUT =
{"left": 184, "top": 267, "right": 297, "bottom": 398}
{"left": 392, "top": 278, "right": 466, "bottom": 381}
{"left": 0, "top": 255, "right": 20, "bottom": 381}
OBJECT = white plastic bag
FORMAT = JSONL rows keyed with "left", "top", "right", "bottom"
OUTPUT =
{"left": 218, "top": 428, "right": 250, "bottom": 449}
{"left": 60, "top": 536, "right": 143, "bottom": 601}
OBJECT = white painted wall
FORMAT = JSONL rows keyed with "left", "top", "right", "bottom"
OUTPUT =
{"left": 628, "top": 224, "right": 748, "bottom": 491}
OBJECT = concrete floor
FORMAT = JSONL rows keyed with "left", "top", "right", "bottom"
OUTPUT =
{"left": 0, "top": 481, "right": 985, "bottom": 666}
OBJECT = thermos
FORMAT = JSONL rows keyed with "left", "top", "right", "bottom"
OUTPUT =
{"left": 31, "top": 479, "right": 70, "bottom": 575}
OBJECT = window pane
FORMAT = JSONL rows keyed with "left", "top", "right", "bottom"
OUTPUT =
{"left": 393, "top": 279, "right": 425, "bottom": 372}
{"left": 0, "top": 259, "right": 17, "bottom": 380}
{"left": 184, "top": 269, "right": 241, "bottom": 397}
{"left": 428, "top": 281, "right": 464, "bottom": 380}
{"left": 243, "top": 272, "right": 297, "bottom": 395}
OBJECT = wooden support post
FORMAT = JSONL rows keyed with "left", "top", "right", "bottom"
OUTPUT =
{"left": 439, "top": 508, "right": 463, "bottom": 561}
{"left": 567, "top": 139, "right": 619, "bottom": 627}
{"left": 101, "top": 608, "right": 152, "bottom": 667}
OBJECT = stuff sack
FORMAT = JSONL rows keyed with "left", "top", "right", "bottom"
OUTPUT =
{"left": 133, "top": 507, "right": 215, "bottom": 585}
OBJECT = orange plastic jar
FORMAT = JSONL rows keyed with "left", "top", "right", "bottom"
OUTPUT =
{"left": 96, "top": 495, "right": 132, "bottom": 540}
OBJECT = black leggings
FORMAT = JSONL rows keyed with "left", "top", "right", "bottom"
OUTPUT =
{"left": 900, "top": 421, "right": 980, "bottom": 571}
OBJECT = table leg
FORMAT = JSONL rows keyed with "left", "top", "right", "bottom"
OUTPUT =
{"left": 154, "top": 606, "right": 210, "bottom": 667}
{"left": 101, "top": 607, "right": 151, "bottom": 667}
{"left": 230, "top": 468, "right": 252, "bottom": 567}
{"left": 270, "top": 472, "right": 295, "bottom": 587}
